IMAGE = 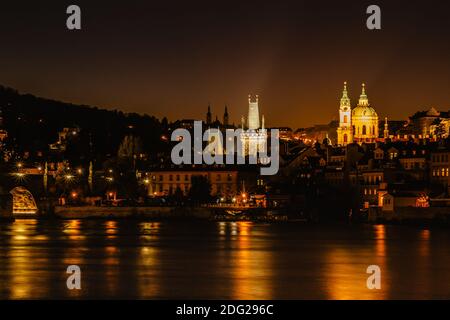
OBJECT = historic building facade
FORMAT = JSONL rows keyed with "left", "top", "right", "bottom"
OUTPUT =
{"left": 145, "top": 168, "right": 239, "bottom": 198}
{"left": 336, "top": 83, "right": 380, "bottom": 146}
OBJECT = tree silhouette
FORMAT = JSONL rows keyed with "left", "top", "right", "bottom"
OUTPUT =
{"left": 188, "top": 175, "right": 211, "bottom": 205}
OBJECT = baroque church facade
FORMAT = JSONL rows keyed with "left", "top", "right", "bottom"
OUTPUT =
{"left": 337, "top": 82, "right": 383, "bottom": 146}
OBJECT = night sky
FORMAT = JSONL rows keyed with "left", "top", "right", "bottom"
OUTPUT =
{"left": 1, "top": 0, "right": 450, "bottom": 128}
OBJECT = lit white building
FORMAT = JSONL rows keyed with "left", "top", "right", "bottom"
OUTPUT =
{"left": 240, "top": 95, "right": 267, "bottom": 156}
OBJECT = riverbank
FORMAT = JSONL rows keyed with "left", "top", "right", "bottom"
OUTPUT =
{"left": 54, "top": 205, "right": 212, "bottom": 219}
{"left": 49, "top": 205, "right": 292, "bottom": 222}
{"left": 3, "top": 204, "right": 450, "bottom": 226}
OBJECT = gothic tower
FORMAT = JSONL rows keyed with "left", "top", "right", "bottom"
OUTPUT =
{"left": 240, "top": 95, "right": 267, "bottom": 157}
{"left": 337, "top": 82, "right": 353, "bottom": 145}
{"left": 206, "top": 104, "right": 212, "bottom": 125}
{"left": 247, "top": 95, "right": 260, "bottom": 130}
{"left": 223, "top": 105, "right": 229, "bottom": 126}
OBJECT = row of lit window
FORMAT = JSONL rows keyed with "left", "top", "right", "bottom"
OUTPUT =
{"left": 152, "top": 173, "right": 233, "bottom": 182}
{"left": 163, "top": 184, "right": 234, "bottom": 194}
{"left": 402, "top": 161, "right": 425, "bottom": 169}
{"left": 432, "top": 168, "right": 450, "bottom": 177}
{"left": 364, "top": 188, "right": 377, "bottom": 195}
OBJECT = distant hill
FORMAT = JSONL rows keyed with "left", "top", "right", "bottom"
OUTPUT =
{"left": 0, "top": 85, "right": 166, "bottom": 163}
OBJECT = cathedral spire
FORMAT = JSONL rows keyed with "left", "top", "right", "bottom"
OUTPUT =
{"left": 223, "top": 105, "right": 229, "bottom": 126}
{"left": 384, "top": 117, "right": 389, "bottom": 139}
{"left": 358, "top": 83, "right": 369, "bottom": 106}
{"left": 340, "top": 81, "right": 350, "bottom": 109}
{"left": 206, "top": 104, "right": 212, "bottom": 125}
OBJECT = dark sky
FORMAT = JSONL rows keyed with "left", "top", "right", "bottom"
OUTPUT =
{"left": 1, "top": 0, "right": 450, "bottom": 128}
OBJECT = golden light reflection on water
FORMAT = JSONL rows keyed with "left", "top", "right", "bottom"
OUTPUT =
{"left": 137, "top": 222, "right": 161, "bottom": 298}
{"left": 419, "top": 229, "right": 430, "bottom": 256}
{"left": 8, "top": 219, "right": 50, "bottom": 299}
{"left": 61, "top": 220, "right": 86, "bottom": 297}
{"left": 2, "top": 220, "right": 447, "bottom": 299}
{"left": 219, "top": 222, "right": 273, "bottom": 299}
{"left": 105, "top": 220, "right": 118, "bottom": 239}
{"left": 414, "top": 229, "right": 431, "bottom": 297}
{"left": 139, "top": 222, "right": 160, "bottom": 241}
{"left": 324, "top": 225, "right": 388, "bottom": 300}
{"left": 63, "top": 219, "right": 86, "bottom": 241}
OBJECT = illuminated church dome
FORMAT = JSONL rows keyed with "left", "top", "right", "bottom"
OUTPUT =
{"left": 352, "top": 106, "right": 378, "bottom": 118}
{"left": 351, "top": 83, "right": 379, "bottom": 143}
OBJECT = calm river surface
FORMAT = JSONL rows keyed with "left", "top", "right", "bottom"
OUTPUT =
{"left": 0, "top": 219, "right": 450, "bottom": 299}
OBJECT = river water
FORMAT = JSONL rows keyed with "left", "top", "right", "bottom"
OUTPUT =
{"left": 0, "top": 219, "right": 449, "bottom": 299}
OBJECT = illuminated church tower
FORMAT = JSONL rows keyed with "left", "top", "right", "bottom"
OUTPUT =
{"left": 336, "top": 82, "right": 353, "bottom": 146}
{"left": 240, "top": 95, "right": 267, "bottom": 156}
{"left": 247, "top": 95, "right": 260, "bottom": 129}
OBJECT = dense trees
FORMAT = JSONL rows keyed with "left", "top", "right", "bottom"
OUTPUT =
{"left": 188, "top": 175, "right": 211, "bottom": 205}
{"left": 0, "top": 85, "right": 166, "bottom": 165}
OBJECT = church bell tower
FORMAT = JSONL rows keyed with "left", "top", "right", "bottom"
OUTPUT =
{"left": 337, "top": 82, "right": 353, "bottom": 145}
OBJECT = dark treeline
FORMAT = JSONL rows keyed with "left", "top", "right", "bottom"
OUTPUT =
{"left": 0, "top": 85, "right": 168, "bottom": 164}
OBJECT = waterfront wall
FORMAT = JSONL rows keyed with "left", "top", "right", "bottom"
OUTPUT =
{"left": 377, "top": 207, "right": 450, "bottom": 221}
{"left": 54, "top": 206, "right": 213, "bottom": 219}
